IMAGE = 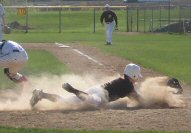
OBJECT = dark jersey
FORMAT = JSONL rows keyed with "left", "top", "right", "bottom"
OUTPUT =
{"left": 103, "top": 77, "right": 134, "bottom": 102}
{"left": 100, "top": 10, "right": 118, "bottom": 25}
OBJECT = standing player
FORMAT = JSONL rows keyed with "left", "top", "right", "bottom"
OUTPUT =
{"left": 0, "top": 40, "right": 28, "bottom": 83}
{"left": 30, "top": 63, "right": 143, "bottom": 108}
{"left": 0, "top": 2, "right": 7, "bottom": 41}
{"left": 100, "top": 4, "right": 118, "bottom": 45}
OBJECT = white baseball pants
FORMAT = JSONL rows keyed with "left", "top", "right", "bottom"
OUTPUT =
{"left": 0, "top": 50, "right": 28, "bottom": 74}
{"left": 0, "top": 24, "right": 3, "bottom": 41}
{"left": 106, "top": 21, "right": 115, "bottom": 44}
{"left": 60, "top": 85, "right": 109, "bottom": 108}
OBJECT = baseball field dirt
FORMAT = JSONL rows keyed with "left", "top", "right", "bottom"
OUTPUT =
{"left": 0, "top": 43, "right": 191, "bottom": 131}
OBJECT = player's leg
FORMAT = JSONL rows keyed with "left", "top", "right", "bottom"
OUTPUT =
{"left": 62, "top": 83, "right": 89, "bottom": 101}
{"left": 106, "top": 23, "right": 110, "bottom": 44}
{"left": 3, "top": 51, "right": 28, "bottom": 83}
{"left": 63, "top": 83, "right": 109, "bottom": 107}
{"left": 108, "top": 21, "right": 115, "bottom": 44}
{"left": 30, "top": 89, "right": 62, "bottom": 107}
{"left": 0, "top": 24, "right": 3, "bottom": 41}
{"left": 5, "top": 63, "right": 27, "bottom": 83}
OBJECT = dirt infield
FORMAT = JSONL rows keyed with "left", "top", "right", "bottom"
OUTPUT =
{"left": 0, "top": 43, "right": 191, "bottom": 131}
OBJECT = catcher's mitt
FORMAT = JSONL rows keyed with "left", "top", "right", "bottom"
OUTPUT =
{"left": 167, "top": 78, "right": 183, "bottom": 94}
{"left": 3, "top": 25, "right": 11, "bottom": 34}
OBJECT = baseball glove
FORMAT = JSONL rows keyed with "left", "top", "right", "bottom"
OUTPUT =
{"left": 167, "top": 78, "right": 183, "bottom": 94}
{"left": 3, "top": 25, "right": 11, "bottom": 34}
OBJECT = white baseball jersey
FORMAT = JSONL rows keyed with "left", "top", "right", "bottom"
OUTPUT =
{"left": 0, "top": 40, "right": 28, "bottom": 74}
{"left": 0, "top": 4, "right": 5, "bottom": 41}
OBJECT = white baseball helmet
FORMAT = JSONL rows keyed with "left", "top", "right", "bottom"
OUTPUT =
{"left": 124, "top": 63, "right": 142, "bottom": 80}
{"left": 105, "top": 4, "right": 111, "bottom": 8}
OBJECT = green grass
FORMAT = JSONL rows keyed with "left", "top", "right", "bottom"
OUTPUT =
{"left": 4, "top": 32, "right": 191, "bottom": 84}
{"left": 0, "top": 126, "right": 189, "bottom": 133}
{"left": 5, "top": 7, "right": 191, "bottom": 33}
{"left": 1, "top": 9, "right": 191, "bottom": 132}
{"left": 25, "top": 50, "right": 70, "bottom": 76}
{"left": 0, "top": 49, "right": 69, "bottom": 88}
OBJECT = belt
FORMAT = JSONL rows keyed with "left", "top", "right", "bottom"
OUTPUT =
{"left": 106, "top": 22, "right": 111, "bottom": 24}
{"left": 13, "top": 49, "right": 20, "bottom": 52}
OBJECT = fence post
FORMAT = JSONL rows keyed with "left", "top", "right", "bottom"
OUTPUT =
{"left": 59, "top": 8, "right": 62, "bottom": 33}
{"left": 137, "top": 7, "right": 139, "bottom": 32}
{"left": 93, "top": 8, "right": 96, "bottom": 33}
{"left": 126, "top": 6, "right": 129, "bottom": 32}
{"left": 151, "top": 8, "right": 153, "bottom": 32}
{"left": 168, "top": 0, "right": 171, "bottom": 33}
{"left": 179, "top": 5, "right": 182, "bottom": 34}
{"left": 144, "top": 8, "right": 146, "bottom": 32}
{"left": 131, "top": 16, "right": 133, "bottom": 32}
{"left": 159, "top": 6, "right": 161, "bottom": 29}
{"left": 25, "top": 7, "right": 28, "bottom": 33}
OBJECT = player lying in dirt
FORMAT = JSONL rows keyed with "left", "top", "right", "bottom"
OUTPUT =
{"left": 30, "top": 63, "right": 183, "bottom": 109}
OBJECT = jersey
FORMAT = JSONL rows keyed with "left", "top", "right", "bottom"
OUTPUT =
{"left": 103, "top": 76, "right": 134, "bottom": 102}
{"left": 0, "top": 40, "right": 26, "bottom": 55}
{"left": 100, "top": 10, "right": 118, "bottom": 25}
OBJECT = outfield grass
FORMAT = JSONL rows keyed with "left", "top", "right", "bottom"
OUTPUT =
{"left": 0, "top": 126, "right": 189, "bottom": 133}
{"left": 4, "top": 32, "right": 191, "bottom": 84}
{"left": 0, "top": 49, "right": 69, "bottom": 88}
{"left": 5, "top": 7, "right": 191, "bottom": 33}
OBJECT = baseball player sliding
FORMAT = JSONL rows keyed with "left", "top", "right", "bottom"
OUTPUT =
{"left": 30, "top": 63, "right": 183, "bottom": 109}
{"left": 100, "top": 4, "right": 118, "bottom": 45}
{"left": 30, "top": 63, "right": 143, "bottom": 108}
{"left": 0, "top": 40, "right": 28, "bottom": 83}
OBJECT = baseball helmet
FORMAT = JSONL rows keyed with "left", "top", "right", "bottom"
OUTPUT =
{"left": 3, "top": 25, "right": 11, "bottom": 34}
{"left": 105, "top": 4, "right": 111, "bottom": 8}
{"left": 124, "top": 63, "right": 142, "bottom": 80}
{"left": 167, "top": 78, "right": 183, "bottom": 94}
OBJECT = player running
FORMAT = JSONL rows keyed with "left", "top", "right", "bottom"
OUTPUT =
{"left": 0, "top": 40, "right": 28, "bottom": 83}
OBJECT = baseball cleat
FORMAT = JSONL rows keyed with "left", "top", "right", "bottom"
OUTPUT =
{"left": 106, "top": 42, "right": 111, "bottom": 45}
{"left": 62, "top": 83, "right": 76, "bottom": 93}
{"left": 30, "top": 89, "right": 43, "bottom": 107}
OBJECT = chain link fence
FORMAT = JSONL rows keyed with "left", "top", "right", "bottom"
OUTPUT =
{"left": 2, "top": 0, "right": 191, "bottom": 33}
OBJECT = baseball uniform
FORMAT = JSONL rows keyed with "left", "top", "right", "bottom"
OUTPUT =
{"left": 0, "top": 40, "right": 28, "bottom": 82}
{"left": 100, "top": 5, "right": 118, "bottom": 45}
{"left": 0, "top": 4, "right": 5, "bottom": 41}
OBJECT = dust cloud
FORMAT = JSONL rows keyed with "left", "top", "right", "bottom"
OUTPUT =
{"left": 0, "top": 75, "right": 186, "bottom": 111}
{"left": 0, "top": 73, "right": 118, "bottom": 111}
{"left": 137, "top": 76, "right": 186, "bottom": 108}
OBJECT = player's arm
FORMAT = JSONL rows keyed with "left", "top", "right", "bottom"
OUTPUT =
{"left": 128, "top": 90, "right": 144, "bottom": 105}
{"left": 113, "top": 12, "right": 118, "bottom": 28}
{"left": 100, "top": 12, "right": 105, "bottom": 25}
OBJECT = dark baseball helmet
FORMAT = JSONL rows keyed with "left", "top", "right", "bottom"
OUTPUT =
{"left": 167, "top": 78, "right": 183, "bottom": 94}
